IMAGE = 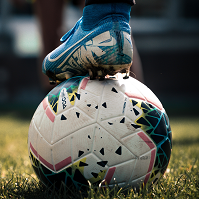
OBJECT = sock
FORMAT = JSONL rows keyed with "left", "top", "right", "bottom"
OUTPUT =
{"left": 82, "top": 3, "right": 131, "bottom": 30}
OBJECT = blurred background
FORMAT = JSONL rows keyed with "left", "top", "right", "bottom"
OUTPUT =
{"left": 0, "top": 0, "right": 199, "bottom": 117}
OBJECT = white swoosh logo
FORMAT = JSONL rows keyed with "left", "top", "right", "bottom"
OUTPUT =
{"left": 44, "top": 30, "right": 95, "bottom": 70}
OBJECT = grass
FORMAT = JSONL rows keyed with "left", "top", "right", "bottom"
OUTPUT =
{"left": 0, "top": 111, "right": 199, "bottom": 198}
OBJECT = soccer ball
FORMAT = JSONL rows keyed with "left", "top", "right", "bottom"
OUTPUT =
{"left": 28, "top": 76, "right": 172, "bottom": 190}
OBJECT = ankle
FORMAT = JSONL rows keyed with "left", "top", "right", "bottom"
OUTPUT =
{"left": 82, "top": 3, "right": 131, "bottom": 30}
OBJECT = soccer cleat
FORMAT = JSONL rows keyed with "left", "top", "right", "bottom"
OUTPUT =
{"left": 42, "top": 15, "right": 133, "bottom": 82}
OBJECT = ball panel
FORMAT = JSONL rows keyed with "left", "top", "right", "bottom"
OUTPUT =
{"left": 121, "top": 131, "right": 155, "bottom": 157}
{"left": 39, "top": 106, "right": 54, "bottom": 144}
{"left": 75, "top": 88, "right": 100, "bottom": 120}
{"left": 99, "top": 116, "right": 138, "bottom": 140}
{"left": 97, "top": 83, "right": 126, "bottom": 121}
{"left": 51, "top": 136, "right": 71, "bottom": 171}
{"left": 37, "top": 134, "right": 54, "bottom": 170}
{"left": 114, "top": 77, "right": 145, "bottom": 102}
{"left": 80, "top": 77, "right": 104, "bottom": 96}
{"left": 130, "top": 149, "right": 155, "bottom": 181}
{"left": 71, "top": 125, "right": 96, "bottom": 162}
{"left": 92, "top": 125, "right": 137, "bottom": 166}
{"left": 30, "top": 141, "right": 54, "bottom": 171}
{"left": 108, "top": 160, "right": 136, "bottom": 185}
{"left": 52, "top": 107, "right": 96, "bottom": 144}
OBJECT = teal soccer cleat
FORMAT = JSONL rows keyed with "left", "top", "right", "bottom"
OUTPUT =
{"left": 42, "top": 4, "right": 133, "bottom": 83}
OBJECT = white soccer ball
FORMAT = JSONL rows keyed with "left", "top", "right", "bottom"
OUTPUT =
{"left": 28, "top": 76, "right": 172, "bottom": 190}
